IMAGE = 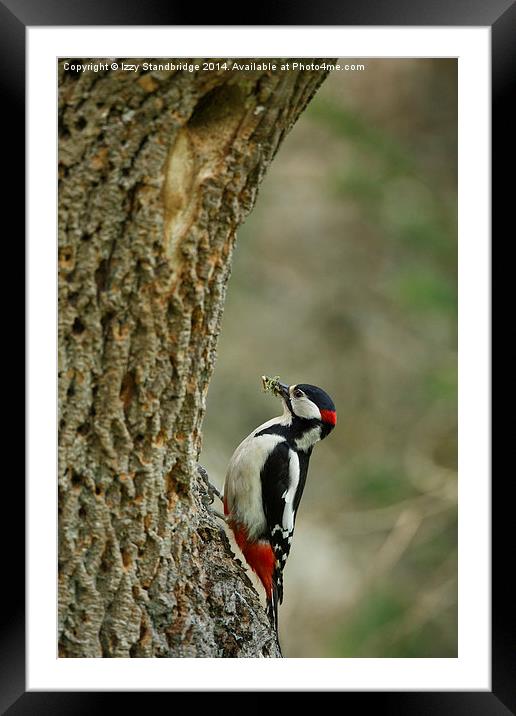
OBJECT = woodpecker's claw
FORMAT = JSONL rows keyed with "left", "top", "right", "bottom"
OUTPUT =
{"left": 208, "top": 508, "right": 227, "bottom": 522}
{"left": 197, "top": 463, "right": 224, "bottom": 507}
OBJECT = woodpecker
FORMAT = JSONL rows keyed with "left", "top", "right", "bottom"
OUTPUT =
{"left": 222, "top": 378, "right": 336, "bottom": 648}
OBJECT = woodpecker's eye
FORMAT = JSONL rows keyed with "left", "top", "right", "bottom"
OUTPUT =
{"left": 293, "top": 388, "right": 304, "bottom": 399}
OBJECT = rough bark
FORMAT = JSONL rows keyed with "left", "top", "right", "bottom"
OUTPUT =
{"left": 58, "top": 58, "right": 331, "bottom": 657}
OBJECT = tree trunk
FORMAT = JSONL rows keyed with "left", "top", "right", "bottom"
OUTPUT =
{"left": 58, "top": 58, "right": 331, "bottom": 657}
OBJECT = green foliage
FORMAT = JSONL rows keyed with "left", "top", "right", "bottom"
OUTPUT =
{"left": 307, "top": 98, "right": 414, "bottom": 175}
{"left": 387, "top": 267, "right": 457, "bottom": 315}
{"left": 348, "top": 462, "right": 419, "bottom": 508}
{"left": 423, "top": 364, "right": 458, "bottom": 401}
{"left": 330, "top": 589, "right": 406, "bottom": 657}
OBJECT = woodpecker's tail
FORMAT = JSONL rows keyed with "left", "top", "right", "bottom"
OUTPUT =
{"left": 266, "top": 582, "right": 282, "bottom": 656}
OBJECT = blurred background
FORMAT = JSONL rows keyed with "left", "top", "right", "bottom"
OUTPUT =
{"left": 200, "top": 59, "right": 457, "bottom": 657}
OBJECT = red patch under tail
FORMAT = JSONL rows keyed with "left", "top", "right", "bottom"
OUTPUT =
{"left": 228, "top": 518, "right": 282, "bottom": 650}
{"left": 231, "top": 523, "right": 276, "bottom": 599}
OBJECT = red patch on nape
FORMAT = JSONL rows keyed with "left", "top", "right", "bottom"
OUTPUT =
{"left": 320, "top": 409, "right": 337, "bottom": 426}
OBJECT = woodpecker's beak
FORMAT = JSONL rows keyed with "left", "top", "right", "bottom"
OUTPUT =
{"left": 276, "top": 381, "right": 290, "bottom": 400}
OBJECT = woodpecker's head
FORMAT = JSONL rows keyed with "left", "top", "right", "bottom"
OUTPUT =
{"left": 276, "top": 381, "right": 337, "bottom": 440}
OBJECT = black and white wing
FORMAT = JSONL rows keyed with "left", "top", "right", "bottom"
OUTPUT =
{"left": 260, "top": 442, "right": 304, "bottom": 605}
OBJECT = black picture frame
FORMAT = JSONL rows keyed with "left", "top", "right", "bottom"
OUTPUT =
{"left": 9, "top": 0, "right": 510, "bottom": 711}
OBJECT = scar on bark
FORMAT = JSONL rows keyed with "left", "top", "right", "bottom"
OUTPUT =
{"left": 162, "top": 83, "right": 250, "bottom": 262}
